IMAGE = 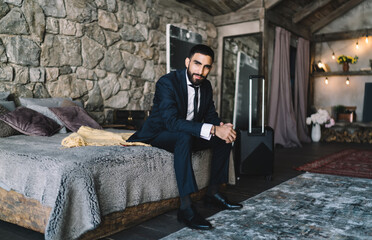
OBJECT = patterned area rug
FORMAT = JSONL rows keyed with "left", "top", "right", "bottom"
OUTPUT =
{"left": 162, "top": 173, "right": 372, "bottom": 239}
{"left": 296, "top": 149, "right": 372, "bottom": 179}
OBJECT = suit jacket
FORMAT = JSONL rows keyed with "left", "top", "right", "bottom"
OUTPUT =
{"left": 128, "top": 69, "right": 220, "bottom": 143}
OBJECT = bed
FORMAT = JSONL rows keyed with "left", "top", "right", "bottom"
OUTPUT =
{"left": 0, "top": 131, "right": 212, "bottom": 239}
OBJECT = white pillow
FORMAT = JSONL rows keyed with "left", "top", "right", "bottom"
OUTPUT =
{"left": 19, "top": 97, "right": 72, "bottom": 108}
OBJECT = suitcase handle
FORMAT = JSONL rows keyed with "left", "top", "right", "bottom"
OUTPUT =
{"left": 248, "top": 75, "right": 265, "bottom": 134}
{"left": 249, "top": 75, "right": 264, "bottom": 79}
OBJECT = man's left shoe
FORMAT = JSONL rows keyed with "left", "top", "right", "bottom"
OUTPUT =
{"left": 204, "top": 193, "right": 243, "bottom": 210}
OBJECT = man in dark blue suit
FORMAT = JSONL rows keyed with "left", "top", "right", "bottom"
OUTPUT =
{"left": 128, "top": 44, "right": 242, "bottom": 230}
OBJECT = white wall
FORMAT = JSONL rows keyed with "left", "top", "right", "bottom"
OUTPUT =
{"left": 318, "top": 0, "right": 372, "bottom": 34}
{"left": 314, "top": 76, "right": 372, "bottom": 121}
{"left": 314, "top": 0, "right": 372, "bottom": 121}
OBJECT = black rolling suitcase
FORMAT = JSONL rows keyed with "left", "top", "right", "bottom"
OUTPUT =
{"left": 234, "top": 75, "right": 274, "bottom": 181}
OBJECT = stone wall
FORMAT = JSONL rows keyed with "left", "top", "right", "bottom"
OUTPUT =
{"left": 0, "top": 0, "right": 218, "bottom": 123}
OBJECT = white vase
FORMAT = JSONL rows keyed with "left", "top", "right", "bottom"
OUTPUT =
{"left": 311, "top": 123, "right": 321, "bottom": 142}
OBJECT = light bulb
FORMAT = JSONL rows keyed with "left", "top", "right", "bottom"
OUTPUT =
{"left": 366, "top": 35, "right": 369, "bottom": 44}
{"left": 346, "top": 77, "right": 350, "bottom": 85}
{"left": 332, "top": 52, "right": 335, "bottom": 60}
{"left": 356, "top": 41, "right": 359, "bottom": 50}
{"left": 317, "top": 61, "right": 324, "bottom": 69}
{"left": 325, "top": 77, "right": 329, "bottom": 85}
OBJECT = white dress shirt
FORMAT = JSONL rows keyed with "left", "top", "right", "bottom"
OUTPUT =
{"left": 185, "top": 72, "right": 213, "bottom": 140}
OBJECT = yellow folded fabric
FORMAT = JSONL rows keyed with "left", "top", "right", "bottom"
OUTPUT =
{"left": 61, "top": 126, "right": 150, "bottom": 148}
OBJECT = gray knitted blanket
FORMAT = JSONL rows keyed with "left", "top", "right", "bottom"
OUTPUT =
{"left": 0, "top": 131, "right": 212, "bottom": 240}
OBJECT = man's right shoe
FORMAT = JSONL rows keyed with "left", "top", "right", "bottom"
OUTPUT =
{"left": 177, "top": 205, "right": 212, "bottom": 230}
{"left": 204, "top": 193, "right": 243, "bottom": 210}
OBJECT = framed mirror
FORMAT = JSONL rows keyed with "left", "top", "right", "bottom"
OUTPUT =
{"left": 220, "top": 33, "right": 262, "bottom": 129}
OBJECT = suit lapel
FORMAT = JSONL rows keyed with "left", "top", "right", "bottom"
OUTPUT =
{"left": 198, "top": 82, "right": 207, "bottom": 121}
{"left": 177, "top": 69, "right": 188, "bottom": 118}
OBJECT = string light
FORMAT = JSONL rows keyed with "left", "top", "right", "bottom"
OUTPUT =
{"left": 356, "top": 40, "right": 359, "bottom": 50}
{"left": 325, "top": 77, "right": 329, "bottom": 85}
{"left": 346, "top": 77, "right": 350, "bottom": 85}
{"left": 365, "top": 25, "right": 368, "bottom": 44}
{"left": 326, "top": 42, "right": 335, "bottom": 60}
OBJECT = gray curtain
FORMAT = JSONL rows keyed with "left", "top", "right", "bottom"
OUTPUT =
{"left": 294, "top": 38, "right": 311, "bottom": 143}
{"left": 268, "top": 27, "right": 301, "bottom": 148}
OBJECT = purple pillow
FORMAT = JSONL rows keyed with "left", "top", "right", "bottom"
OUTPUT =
{"left": 49, "top": 106, "right": 102, "bottom": 132}
{"left": 0, "top": 107, "right": 62, "bottom": 136}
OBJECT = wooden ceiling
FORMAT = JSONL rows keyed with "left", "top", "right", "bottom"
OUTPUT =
{"left": 176, "top": 0, "right": 365, "bottom": 39}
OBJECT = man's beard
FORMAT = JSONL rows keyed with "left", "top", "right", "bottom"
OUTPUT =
{"left": 186, "top": 67, "right": 207, "bottom": 86}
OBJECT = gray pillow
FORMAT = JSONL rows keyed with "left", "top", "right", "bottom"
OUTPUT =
{"left": 27, "top": 105, "right": 67, "bottom": 134}
{"left": 0, "top": 100, "right": 16, "bottom": 111}
{"left": 49, "top": 106, "right": 102, "bottom": 132}
{"left": 0, "top": 105, "right": 19, "bottom": 137}
{"left": 0, "top": 91, "right": 10, "bottom": 100}
{"left": 19, "top": 97, "right": 72, "bottom": 107}
{"left": 0, "top": 107, "right": 62, "bottom": 136}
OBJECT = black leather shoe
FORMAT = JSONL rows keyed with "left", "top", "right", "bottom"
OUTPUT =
{"left": 177, "top": 205, "right": 212, "bottom": 230}
{"left": 204, "top": 193, "right": 243, "bottom": 210}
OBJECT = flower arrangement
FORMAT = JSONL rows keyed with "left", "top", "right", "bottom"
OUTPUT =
{"left": 306, "top": 109, "right": 335, "bottom": 128}
{"left": 337, "top": 55, "right": 358, "bottom": 64}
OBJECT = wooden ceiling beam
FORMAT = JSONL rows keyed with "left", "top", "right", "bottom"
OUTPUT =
{"left": 159, "top": 0, "right": 213, "bottom": 21}
{"left": 224, "top": 0, "right": 251, "bottom": 11}
{"left": 214, "top": 7, "right": 265, "bottom": 26}
{"left": 311, "top": 0, "right": 365, "bottom": 33}
{"left": 312, "top": 28, "right": 372, "bottom": 42}
{"left": 264, "top": 0, "right": 283, "bottom": 9}
{"left": 266, "top": 10, "right": 311, "bottom": 39}
{"left": 208, "top": 0, "right": 237, "bottom": 15}
{"left": 188, "top": 0, "right": 223, "bottom": 16}
{"left": 237, "top": 0, "right": 263, "bottom": 12}
{"left": 292, "top": 0, "right": 332, "bottom": 24}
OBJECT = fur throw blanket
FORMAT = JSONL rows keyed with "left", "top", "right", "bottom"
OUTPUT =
{"left": 61, "top": 126, "right": 150, "bottom": 148}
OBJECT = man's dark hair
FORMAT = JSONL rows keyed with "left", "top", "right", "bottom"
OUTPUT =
{"left": 188, "top": 44, "right": 214, "bottom": 63}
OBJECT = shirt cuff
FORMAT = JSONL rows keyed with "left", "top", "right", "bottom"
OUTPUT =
{"left": 200, "top": 123, "right": 213, "bottom": 140}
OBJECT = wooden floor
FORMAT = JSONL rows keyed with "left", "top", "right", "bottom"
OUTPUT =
{"left": 0, "top": 142, "right": 371, "bottom": 240}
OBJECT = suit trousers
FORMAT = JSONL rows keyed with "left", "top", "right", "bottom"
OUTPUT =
{"left": 150, "top": 131, "right": 232, "bottom": 197}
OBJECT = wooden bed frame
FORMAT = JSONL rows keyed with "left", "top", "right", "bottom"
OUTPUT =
{"left": 0, "top": 187, "right": 206, "bottom": 239}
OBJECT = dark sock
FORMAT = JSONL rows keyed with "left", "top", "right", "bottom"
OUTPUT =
{"left": 180, "top": 195, "right": 192, "bottom": 210}
{"left": 206, "top": 184, "right": 219, "bottom": 197}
